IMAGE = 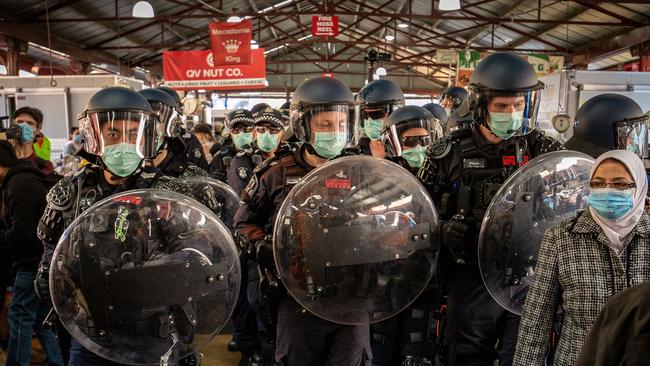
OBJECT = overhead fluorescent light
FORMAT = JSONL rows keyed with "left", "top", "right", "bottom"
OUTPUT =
{"left": 375, "top": 67, "right": 387, "bottom": 76}
{"left": 132, "top": 1, "right": 154, "bottom": 18}
{"left": 438, "top": 0, "right": 461, "bottom": 11}
{"left": 397, "top": 23, "right": 408, "bottom": 28}
{"left": 385, "top": 34, "right": 395, "bottom": 41}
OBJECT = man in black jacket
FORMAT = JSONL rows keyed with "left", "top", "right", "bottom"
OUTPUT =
{"left": 0, "top": 141, "right": 63, "bottom": 365}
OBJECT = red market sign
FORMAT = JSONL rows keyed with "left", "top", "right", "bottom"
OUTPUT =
{"left": 162, "top": 49, "right": 266, "bottom": 91}
{"left": 208, "top": 20, "right": 252, "bottom": 65}
{"left": 312, "top": 16, "right": 339, "bottom": 37}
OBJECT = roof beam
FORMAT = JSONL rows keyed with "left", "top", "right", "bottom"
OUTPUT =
{"left": 571, "top": 0, "right": 645, "bottom": 27}
{"left": 26, "top": 12, "right": 630, "bottom": 27}
{"left": 509, "top": 3, "right": 588, "bottom": 48}
{"left": 22, "top": 0, "right": 85, "bottom": 20}
{"left": 571, "top": 25, "right": 650, "bottom": 66}
{"left": 0, "top": 22, "right": 119, "bottom": 66}
{"left": 464, "top": 0, "right": 529, "bottom": 44}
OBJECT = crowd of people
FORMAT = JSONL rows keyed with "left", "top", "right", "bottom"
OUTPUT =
{"left": 1, "top": 51, "right": 649, "bottom": 366}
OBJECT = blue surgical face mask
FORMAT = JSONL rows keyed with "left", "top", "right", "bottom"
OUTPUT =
{"left": 312, "top": 131, "right": 347, "bottom": 159}
{"left": 488, "top": 111, "right": 524, "bottom": 139}
{"left": 233, "top": 132, "right": 253, "bottom": 150}
{"left": 588, "top": 188, "right": 634, "bottom": 221}
{"left": 400, "top": 145, "right": 426, "bottom": 168}
{"left": 256, "top": 132, "right": 279, "bottom": 153}
{"left": 74, "top": 134, "right": 83, "bottom": 144}
{"left": 102, "top": 143, "right": 143, "bottom": 177}
{"left": 364, "top": 118, "right": 384, "bottom": 141}
{"left": 18, "top": 123, "right": 34, "bottom": 144}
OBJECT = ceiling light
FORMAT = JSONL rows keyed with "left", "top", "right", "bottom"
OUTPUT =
{"left": 227, "top": 15, "right": 242, "bottom": 22}
{"left": 132, "top": 1, "right": 154, "bottom": 18}
{"left": 438, "top": 0, "right": 461, "bottom": 11}
{"left": 397, "top": 23, "right": 408, "bottom": 28}
{"left": 385, "top": 34, "right": 395, "bottom": 41}
{"left": 375, "top": 67, "right": 387, "bottom": 76}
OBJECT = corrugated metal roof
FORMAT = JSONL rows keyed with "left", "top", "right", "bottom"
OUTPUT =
{"left": 1, "top": 0, "right": 649, "bottom": 89}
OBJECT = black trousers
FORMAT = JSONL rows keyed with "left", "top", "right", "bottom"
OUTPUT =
{"left": 275, "top": 296, "right": 370, "bottom": 366}
{"left": 445, "top": 270, "right": 519, "bottom": 366}
{"left": 231, "top": 257, "right": 262, "bottom": 354}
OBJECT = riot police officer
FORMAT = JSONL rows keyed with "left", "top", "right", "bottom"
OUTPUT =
{"left": 34, "top": 87, "right": 197, "bottom": 366}
{"left": 234, "top": 77, "right": 370, "bottom": 365}
{"left": 209, "top": 109, "right": 253, "bottom": 183}
{"left": 382, "top": 105, "right": 441, "bottom": 174}
{"left": 356, "top": 79, "right": 405, "bottom": 157}
{"left": 279, "top": 101, "right": 298, "bottom": 143}
{"left": 158, "top": 86, "right": 209, "bottom": 171}
{"left": 417, "top": 53, "right": 562, "bottom": 366}
{"left": 139, "top": 88, "right": 209, "bottom": 180}
{"left": 564, "top": 93, "right": 650, "bottom": 159}
{"left": 422, "top": 103, "right": 449, "bottom": 133}
{"left": 370, "top": 104, "right": 441, "bottom": 365}
{"left": 439, "top": 86, "right": 468, "bottom": 116}
{"left": 227, "top": 108, "right": 286, "bottom": 196}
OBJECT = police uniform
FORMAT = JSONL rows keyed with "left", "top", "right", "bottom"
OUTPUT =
{"left": 36, "top": 164, "right": 196, "bottom": 366}
{"left": 234, "top": 143, "right": 370, "bottom": 365}
{"left": 417, "top": 125, "right": 562, "bottom": 365}
{"left": 209, "top": 138, "right": 237, "bottom": 182}
{"left": 227, "top": 147, "right": 263, "bottom": 196}
{"left": 180, "top": 130, "right": 209, "bottom": 171}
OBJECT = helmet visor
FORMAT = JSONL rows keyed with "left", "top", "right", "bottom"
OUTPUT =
{"left": 292, "top": 104, "right": 358, "bottom": 147}
{"left": 79, "top": 111, "right": 158, "bottom": 159}
{"left": 615, "top": 116, "right": 650, "bottom": 158}
{"left": 483, "top": 90, "right": 542, "bottom": 138}
{"left": 383, "top": 118, "right": 435, "bottom": 157}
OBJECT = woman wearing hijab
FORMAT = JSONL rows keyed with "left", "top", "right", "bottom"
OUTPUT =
{"left": 513, "top": 150, "right": 650, "bottom": 366}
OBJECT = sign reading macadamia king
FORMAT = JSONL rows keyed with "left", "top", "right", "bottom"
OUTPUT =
{"left": 162, "top": 49, "right": 266, "bottom": 90}
{"left": 209, "top": 20, "right": 252, "bottom": 65}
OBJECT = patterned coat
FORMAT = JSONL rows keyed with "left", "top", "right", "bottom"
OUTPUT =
{"left": 514, "top": 209, "right": 650, "bottom": 366}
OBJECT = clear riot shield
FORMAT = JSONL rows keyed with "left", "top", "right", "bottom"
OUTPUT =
{"left": 50, "top": 189, "right": 240, "bottom": 365}
{"left": 478, "top": 151, "right": 594, "bottom": 315}
{"left": 273, "top": 155, "right": 438, "bottom": 325}
{"left": 184, "top": 176, "right": 241, "bottom": 230}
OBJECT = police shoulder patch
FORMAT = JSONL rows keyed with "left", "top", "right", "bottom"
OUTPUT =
{"left": 427, "top": 136, "right": 453, "bottom": 160}
{"left": 242, "top": 173, "right": 259, "bottom": 203}
{"left": 193, "top": 148, "right": 203, "bottom": 159}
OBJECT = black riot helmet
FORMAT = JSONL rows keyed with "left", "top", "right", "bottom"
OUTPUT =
{"left": 139, "top": 88, "right": 182, "bottom": 143}
{"left": 356, "top": 80, "right": 405, "bottom": 141}
{"left": 290, "top": 77, "right": 357, "bottom": 158}
{"left": 422, "top": 103, "right": 449, "bottom": 128}
{"left": 382, "top": 105, "right": 440, "bottom": 159}
{"left": 467, "top": 53, "right": 544, "bottom": 140}
{"left": 564, "top": 94, "right": 649, "bottom": 158}
{"left": 157, "top": 86, "right": 183, "bottom": 113}
{"left": 439, "top": 86, "right": 468, "bottom": 115}
{"left": 78, "top": 87, "right": 157, "bottom": 176}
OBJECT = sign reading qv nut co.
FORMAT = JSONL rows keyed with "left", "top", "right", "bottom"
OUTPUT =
{"left": 162, "top": 49, "right": 267, "bottom": 91}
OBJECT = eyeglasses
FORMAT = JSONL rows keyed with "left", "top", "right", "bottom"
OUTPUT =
{"left": 231, "top": 126, "right": 254, "bottom": 134}
{"left": 589, "top": 181, "right": 636, "bottom": 190}
{"left": 255, "top": 126, "right": 282, "bottom": 134}
{"left": 401, "top": 135, "right": 431, "bottom": 148}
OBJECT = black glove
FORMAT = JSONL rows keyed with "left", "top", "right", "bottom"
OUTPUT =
{"left": 441, "top": 220, "right": 468, "bottom": 265}
{"left": 255, "top": 240, "right": 275, "bottom": 269}
{"left": 34, "top": 262, "right": 51, "bottom": 302}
